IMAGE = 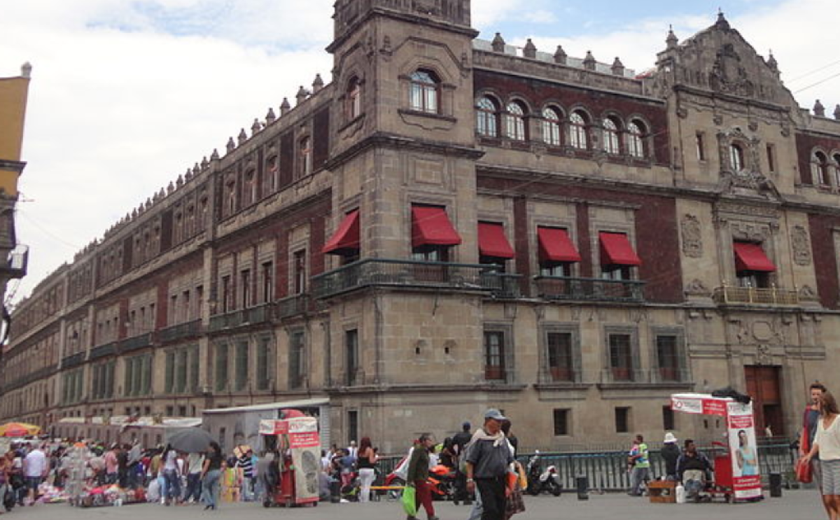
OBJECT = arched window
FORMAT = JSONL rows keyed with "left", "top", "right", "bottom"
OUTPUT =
{"left": 243, "top": 169, "right": 257, "bottom": 206}
{"left": 264, "top": 155, "right": 278, "bottom": 194}
{"left": 476, "top": 96, "right": 499, "bottom": 137}
{"left": 602, "top": 117, "right": 620, "bottom": 155}
{"left": 226, "top": 180, "right": 236, "bottom": 216}
{"left": 730, "top": 143, "right": 745, "bottom": 172}
{"left": 542, "top": 107, "right": 562, "bottom": 146}
{"left": 833, "top": 153, "right": 840, "bottom": 186}
{"left": 409, "top": 70, "right": 439, "bottom": 114}
{"left": 346, "top": 77, "right": 362, "bottom": 120}
{"left": 626, "top": 120, "right": 646, "bottom": 158}
{"left": 812, "top": 151, "right": 831, "bottom": 186}
{"left": 569, "top": 111, "right": 588, "bottom": 150}
{"left": 504, "top": 101, "right": 527, "bottom": 141}
{"left": 299, "top": 137, "right": 312, "bottom": 178}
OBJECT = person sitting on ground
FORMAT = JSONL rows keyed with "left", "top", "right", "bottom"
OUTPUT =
{"left": 677, "top": 439, "right": 712, "bottom": 502}
{"left": 661, "top": 433, "right": 681, "bottom": 481}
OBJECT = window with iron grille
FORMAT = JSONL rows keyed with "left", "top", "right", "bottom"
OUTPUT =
{"left": 289, "top": 331, "right": 305, "bottom": 389}
{"left": 663, "top": 406, "right": 675, "bottom": 431}
{"left": 346, "top": 329, "right": 359, "bottom": 386}
{"left": 656, "top": 335, "right": 680, "bottom": 382}
{"left": 553, "top": 409, "right": 570, "bottom": 436}
{"left": 609, "top": 334, "right": 633, "bottom": 381}
{"left": 547, "top": 332, "right": 574, "bottom": 382}
{"left": 484, "top": 331, "right": 506, "bottom": 381}
{"left": 615, "top": 407, "right": 631, "bottom": 433}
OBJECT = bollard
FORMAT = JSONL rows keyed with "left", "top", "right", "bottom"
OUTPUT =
{"left": 330, "top": 479, "right": 341, "bottom": 503}
{"left": 576, "top": 476, "right": 589, "bottom": 500}
{"left": 769, "top": 472, "right": 782, "bottom": 498}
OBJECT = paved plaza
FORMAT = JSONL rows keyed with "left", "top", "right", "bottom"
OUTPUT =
{"left": 4, "top": 491, "right": 825, "bottom": 520}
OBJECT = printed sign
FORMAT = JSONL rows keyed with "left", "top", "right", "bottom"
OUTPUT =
{"left": 727, "top": 401, "right": 763, "bottom": 500}
{"left": 288, "top": 417, "right": 321, "bottom": 504}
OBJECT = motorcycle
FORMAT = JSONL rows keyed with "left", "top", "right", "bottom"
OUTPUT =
{"left": 526, "top": 453, "right": 562, "bottom": 497}
{"left": 384, "top": 462, "right": 457, "bottom": 502}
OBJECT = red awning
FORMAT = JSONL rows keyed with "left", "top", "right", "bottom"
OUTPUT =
{"left": 538, "top": 227, "right": 581, "bottom": 263}
{"left": 322, "top": 210, "right": 360, "bottom": 254}
{"left": 599, "top": 232, "right": 642, "bottom": 266}
{"left": 412, "top": 206, "right": 462, "bottom": 248}
{"left": 478, "top": 222, "right": 515, "bottom": 259}
{"left": 733, "top": 242, "right": 776, "bottom": 272}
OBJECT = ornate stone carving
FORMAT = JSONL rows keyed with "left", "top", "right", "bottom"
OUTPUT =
{"left": 800, "top": 285, "right": 818, "bottom": 301}
{"left": 756, "top": 344, "right": 773, "bottom": 365}
{"left": 709, "top": 44, "right": 755, "bottom": 97}
{"left": 681, "top": 214, "right": 703, "bottom": 258}
{"left": 685, "top": 279, "right": 712, "bottom": 297}
{"left": 791, "top": 225, "right": 812, "bottom": 266}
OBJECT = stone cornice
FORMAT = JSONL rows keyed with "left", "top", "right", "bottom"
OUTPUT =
{"left": 0, "top": 159, "right": 25, "bottom": 174}
{"left": 326, "top": 132, "right": 484, "bottom": 170}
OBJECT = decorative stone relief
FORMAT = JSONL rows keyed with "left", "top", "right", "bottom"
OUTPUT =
{"left": 709, "top": 44, "right": 755, "bottom": 98}
{"left": 685, "top": 279, "right": 712, "bottom": 297}
{"left": 791, "top": 226, "right": 812, "bottom": 266}
{"left": 680, "top": 215, "right": 703, "bottom": 258}
{"left": 800, "top": 285, "right": 818, "bottom": 301}
{"left": 756, "top": 344, "right": 773, "bottom": 365}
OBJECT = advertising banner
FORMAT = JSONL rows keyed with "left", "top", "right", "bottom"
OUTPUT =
{"left": 727, "top": 401, "right": 763, "bottom": 500}
{"left": 287, "top": 417, "right": 321, "bottom": 504}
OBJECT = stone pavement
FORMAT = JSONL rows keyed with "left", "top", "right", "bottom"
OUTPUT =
{"left": 5, "top": 491, "right": 825, "bottom": 520}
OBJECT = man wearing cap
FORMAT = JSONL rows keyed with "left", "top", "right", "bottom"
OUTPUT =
{"left": 661, "top": 433, "right": 681, "bottom": 481}
{"left": 465, "top": 409, "right": 514, "bottom": 520}
{"left": 452, "top": 421, "right": 473, "bottom": 505}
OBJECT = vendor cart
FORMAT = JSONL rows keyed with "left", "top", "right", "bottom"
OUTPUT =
{"left": 259, "top": 412, "right": 320, "bottom": 508}
{"left": 671, "top": 393, "right": 764, "bottom": 503}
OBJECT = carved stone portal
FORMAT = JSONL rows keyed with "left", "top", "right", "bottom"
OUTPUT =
{"left": 681, "top": 215, "right": 703, "bottom": 258}
{"left": 791, "top": 225, "right": 812, "bottom": 266}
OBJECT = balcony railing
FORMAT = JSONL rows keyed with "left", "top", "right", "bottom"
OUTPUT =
{"left": 158, "top": 319, "right": 203, "bottom": 343}
{"left": 535, "top": 276, "right": 645, "bottom": 303}
{"left": 713, "top": 285, "right": 800, "bottom": 306}
{"left": 311, "top": 259, "right": 522, "bottom": 299}
{"left": 209, "top": 303, "right": 272, "bottom": 332}
{"left": 275, "top": 294, "right": 313, "bottom": 320}
{"left": 119, "top": 332, "right": 154, "bottom": 353}
{"left": 89, "top": 342, "right": 118, "bottom": 360}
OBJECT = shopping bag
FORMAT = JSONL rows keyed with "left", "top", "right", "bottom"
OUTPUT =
{"left": 505, "top": 486, "right": 526, "bottom": 520}
{"left": 796, "top": 458, "right": 813, "bottom": 484}
{"left": 402, "top": 485, "right": 417, "bottom": 517}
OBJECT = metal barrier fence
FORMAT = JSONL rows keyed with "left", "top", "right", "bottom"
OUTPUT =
{"left": 373, "top": 443, "right": 798, "bottom": 492}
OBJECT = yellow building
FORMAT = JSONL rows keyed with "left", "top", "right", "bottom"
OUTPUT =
{"left": 0, "top": 64, "right": 32, "bottom": 334}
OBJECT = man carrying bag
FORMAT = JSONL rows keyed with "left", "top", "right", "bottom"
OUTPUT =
{"left": 466, "top": 409, "right": 515, "bottom": 520}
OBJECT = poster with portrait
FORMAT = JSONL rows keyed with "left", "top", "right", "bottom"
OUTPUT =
{"left": 287, "top": 417, "right": 321, "bottom": 505}
{"left": 727, "top": 401, "right": 763, "bottom": 500}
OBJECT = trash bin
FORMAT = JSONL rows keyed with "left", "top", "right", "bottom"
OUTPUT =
{"left": 576, "top": 476, "right": 589, "bottom": 500}
{"left": 769, "top": 472, "right": 782, "bottom": 498}
{"left": 330, "top": 479, "right": 341, "bottom": 503}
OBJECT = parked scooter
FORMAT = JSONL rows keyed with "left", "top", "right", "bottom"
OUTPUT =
{"left": 526, "top": 452, "right": 562, "bottom": 497}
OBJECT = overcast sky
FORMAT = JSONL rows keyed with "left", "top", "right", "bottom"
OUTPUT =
{"left": 1, "top": 0, "right": 838, "bottom": 304}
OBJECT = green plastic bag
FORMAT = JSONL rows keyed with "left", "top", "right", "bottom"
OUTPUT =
{"left": 402, "top": 485, "right": 417, "bottom": 517}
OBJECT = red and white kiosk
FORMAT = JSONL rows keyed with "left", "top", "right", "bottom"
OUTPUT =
{"left": 671, "top": 393, "right": 764, "bottom": 502}
{"left": 259, "top": 412, "right": 321, "bottom": 507}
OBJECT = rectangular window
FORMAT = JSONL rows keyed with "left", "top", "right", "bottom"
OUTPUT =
{"left": 177, "top": 349, "right": 189, "bottom": 393}
{"left": 766, "top": 144, "right": 776, "bottom": 173}
{"left": 553, "top": 409, "right": 570, "bottom": 436}
{"left": 346, "top": 329, "right": 359, "bottom": 386}
{"left": 256, "top": 339, "right": 271, "bottom": 391}
{"left": 293, "top": 251, "right": 306, "bottom": 295}
{"left": 141, "top": 355, "right": 152, "bottom": 395}
{"left": 663, "top": 406, "right": 675, "bottom": 431}
{"left": 170, "top": 295, "right": 178, "bottom": 325}
{"left": 221, "top": 275, "right": 231, "bottom": 313}
{"left": 289, "top": 331, "right": 305, "bottom": 389}
{"left": 696, "top": 132, "right": 706, "bottom": 161}
{"left": 241, "top": 269, "right": 251, "bottom": 309}
{"left": 615, "top": 407, "right": 631, "bottom": 433}
{"left": 656, "top": 335, "right": 680, "bottom": 382}
{"left": 609, "top": 334, "right": 633, "bottom": 381}
{"left": 165, "top": 351, "right": 175, "bottom": 394}
{"left": 235, "top": 341, "right": 249, "bottom": 391}
{"left": 189, "top": 346, "right": 200, "bottom": 392}
{"left": 262, "top": 262, "right": 273, "bottom": 303}
{"left": 547, "top": 332, "right": 574, "bottom": 382}
{"left": 182, "top": 291, "right": 191, "bottom": 322}
{"left": 484, "top": 331, "right": 506, "bottom": 381}
{"left": 215, "top": 343, "right": 229, "bottom": 392}
{"left": 195, "top": 286, "right": 204, "bottom": 321}
{"left": 347, "top": 410, "right": 359, "bottom": 445}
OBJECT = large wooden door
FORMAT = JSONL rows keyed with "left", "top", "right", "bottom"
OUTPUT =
{"left": 745, "top": 366, "right": 784, "bottom": 437}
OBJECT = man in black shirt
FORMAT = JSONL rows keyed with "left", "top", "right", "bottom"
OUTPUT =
{"left": 677, "top": 440, "right": 712, "bottom": 502}
{"left": 452, "top": 422, "right": 472, "bottom": 505}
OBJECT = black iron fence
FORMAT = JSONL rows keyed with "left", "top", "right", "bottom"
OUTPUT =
{"left": 373, "top": 442, "right": 798, "bottom": 492}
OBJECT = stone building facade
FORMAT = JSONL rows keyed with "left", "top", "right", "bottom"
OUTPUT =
{"left": 2, "top": 3, "right": 840, "bottom": 452}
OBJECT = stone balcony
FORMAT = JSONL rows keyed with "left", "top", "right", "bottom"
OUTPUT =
{"left": 534, "top": 276, "right": 646, "bottom": 303}
{"left": 713, "top": 285, "right": 800, "bottom": 306}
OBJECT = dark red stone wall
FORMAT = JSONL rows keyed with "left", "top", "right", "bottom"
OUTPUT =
{"left": 808, "top": 213, "right": 840, "bottom": 309}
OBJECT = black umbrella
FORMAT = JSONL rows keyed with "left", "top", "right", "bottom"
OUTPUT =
{"left": 167, "top": 428, "right": 214, "bottom": 453}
